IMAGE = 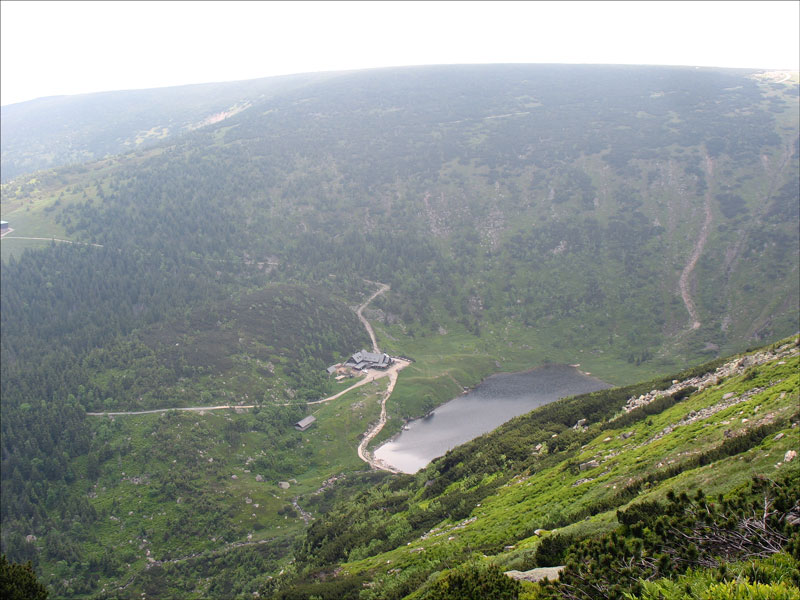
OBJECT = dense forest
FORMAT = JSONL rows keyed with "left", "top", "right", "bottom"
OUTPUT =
{"left": 0, "top": 64, "right": 798, "bottom": 598}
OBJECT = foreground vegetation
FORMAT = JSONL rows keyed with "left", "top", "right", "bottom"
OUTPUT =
{"left": 268, "top": 338, "right": 799, "bottom": 599}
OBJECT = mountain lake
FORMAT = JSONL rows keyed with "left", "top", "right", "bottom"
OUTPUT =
{"left": 374, "top": 364, "right": 610, "bottom": 473}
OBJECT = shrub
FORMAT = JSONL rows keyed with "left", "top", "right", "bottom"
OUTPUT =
{"left": 421, "top": 562, "right": 521, "bottom": 600}
{"left": 0, "top": 555, "right": 49, "bottom": 600}
{"left": 701, "top": 580, "right": 799, "bottom": 600}
{"left": 533, "top": 533, "right": 576, "bottom": 567}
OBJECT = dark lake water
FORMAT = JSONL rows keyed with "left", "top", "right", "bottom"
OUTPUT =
{"left": 374, "top": 364, "right": 610, "bottom": 474}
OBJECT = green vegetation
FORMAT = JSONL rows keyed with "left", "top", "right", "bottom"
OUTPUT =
{"left": 629, "top": 553, "right": 800, "bottom": 600}
{"left": 0, "top": 555, "right": 49, "bottom": 600}
{"left": 534, "top": 474, "right": 799, "bottom": 599}
{"left": 3, "top": 378, "right": 391, "bottom": 597}
{"left": 0, "top": 64, "right": 798, "bottom": 597}
{"left": 4, "top": 65, "right": 797, "bottom": 372}
{"left": 419, "top": 561, "right": 521, "bottom": 599}
{"left": 0, "top": 75, "right": 336, "bottom": 182}
{"left": 269, "top": 339, "right": 799, "bottom": 598}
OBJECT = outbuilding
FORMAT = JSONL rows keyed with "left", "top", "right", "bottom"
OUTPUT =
{"left": 294, "top": 415, "right": 316, "bottom": 431}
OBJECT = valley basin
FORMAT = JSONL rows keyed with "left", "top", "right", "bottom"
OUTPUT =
{"left": 374, "top": 364, "right": 610, "bottom": 474}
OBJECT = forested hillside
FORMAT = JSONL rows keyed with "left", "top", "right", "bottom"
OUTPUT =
{"left": 1, "top": 64, "right": 798, "bottom": 598}
{"left": 0, "top": 72, "right": 336, "bottom": 182}
{"left": 4, "top": 65, "right": 797, "bottom": 368}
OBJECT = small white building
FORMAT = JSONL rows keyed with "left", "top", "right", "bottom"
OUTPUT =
{"left": 294, "top": 415, "right": 316, "bottom": 431}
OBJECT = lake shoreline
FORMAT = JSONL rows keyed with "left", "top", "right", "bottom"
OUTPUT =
{"left": 374, "top": 362, "right": 610, "bottom": 474}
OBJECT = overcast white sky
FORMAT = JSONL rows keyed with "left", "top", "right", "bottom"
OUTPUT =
{"left": 2, "top": 0, "right": 798, "bottom": 106}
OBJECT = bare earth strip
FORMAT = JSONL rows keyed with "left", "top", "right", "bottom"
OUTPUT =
{"left": 358, "top": 280, "right": 390, "bottom": 353}
{"left": 86, "top": 405, "right": 242, "bottom": 416}
{"left": 292, "top": 497, "right": 314, "bottom": 524}
{"left": 1, "top": 235, "right": 103, "bottom": 247}
{"left": 356, "top": 361, "right": 409, "bottom": 473}
{"left": 678, "top": 155, "right": 714, "bottom": 330}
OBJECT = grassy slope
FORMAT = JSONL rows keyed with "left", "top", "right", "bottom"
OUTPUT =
{"left": 44, "top": 378, "right": 389, "bottom": 597}
{"left": 329, "top": 339, "right": 799, "bottom": 595}
{"left": 1, "top": 154, "right": 132, "bottom": 261}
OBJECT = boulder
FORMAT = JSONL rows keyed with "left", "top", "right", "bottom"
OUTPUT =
{"left": 505, "top": 566, "right": 564, "bottom": 582}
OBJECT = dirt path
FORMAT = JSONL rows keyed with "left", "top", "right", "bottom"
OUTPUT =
{"left": 86, "top": 405, "right": 246, "bottom": 416}
{"left": 678, "top": 154, "right": 714, "bottom": 330}
{"left": 0, "top": 235, "right": 103, "bottom": 247}
{"left": 356, "top": 360, "right": 409, "bottom": 472}
{"left": 352, "top": 279, "right": 411, "bottom": 471}
{"left": 358, "top": 280, "right": 389, "bottom": 353}
{"left": 307, "top": 359, "right": 406, "bottom": 405}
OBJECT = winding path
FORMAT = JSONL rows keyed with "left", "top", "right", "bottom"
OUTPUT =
{"left": 358, "top": 280, "right": 390, "bottom": 353}
{"left": 356, "top": 361, "right": 407, "bottom": 473}
{"left": 86, "top": 405, "right": 242, "bottom": 416}
{"left": 0, "top": 235, "right": 103, "bottom": 247}
{"left": 678, "top": 154, "right": 714, "bottom": 330}
{"left": 351, "top": 280, "right": 410, "bottom": 470}
{"left": 85, "top": 364, "right": 403, "bottom": 416}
